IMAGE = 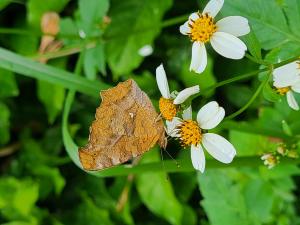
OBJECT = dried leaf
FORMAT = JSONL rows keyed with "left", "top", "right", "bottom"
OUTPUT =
{"left": 79, "top": 79, "right": 165, "bottom": 170}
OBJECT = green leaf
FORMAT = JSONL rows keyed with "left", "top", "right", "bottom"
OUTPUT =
{"left": 198, "top": 170, "right": 251, "bottom": 225}
{"left": 37, "top": 80, "right": 65, "bottom": 123}
{"left": 0, "top": 0, "right": 12, "bottom": 11}
{"left": 229, "top": 130, "right": 277, "bottom": 156}
{"left": 243, "top": 180, "right": 274, "bottom": 222}
{"left": 281, "top": 120, "right": 293, "bottom": 136}
{"left": 37, "top": 58, "right": 68, "bottom": 123}
{"left": 106, "top": 0, "right": 172, "bottom": 77}
{"left": 0, "top": 68, "right": 19, "bottom": 98}
{"left": 62, "top": 91, "right": 82, "bottom": 168}
{"left": 179, "top": 56, "right": 216, "bottom": 97}
{"left": 73, "top": 197, "right": 113, "bottom": 225}
{"left": 283, "top": 0, "right": 300, "bottom": 37}
{"left": 222, "top": 0, "right": 300, "bottom": 49}
{"left": 59, "top": 17, "right": 78, "bottom": 40}
{"left": 0, "top": 102, "right": 10, "bottom": 145}
{"left": 136, "top": 149, "right": 183, "bottom": 225}
{"left": 225, "top": 84, "right": 254, "bottom": 108}
{"left": 265, "top": 42, "right": 300, "bottom": 64}
{"left": 27, "top": 0, "right": 70, "bottom": 28}
{"left": 32, "top": 166, "right": 66, "bottom": 196}
{"left": 78, "top": 0, "right": 109, "bottom": 36}
{"left": 0, "top": 177, "right": 39, "bottom": 218}
{"left": 0, "top": 47, "right": 108, "bottom": 97}
{"left": 243, "top": 27, "right": 262, "bottom": 60}
{"left": 13, "top": 180, "right": 39, "bottom": 216}
{"left": 263, "top": 83, "right": 281, "bottom": 103}
{"left": 83, "top": 44, "right": 106, "bottom": 79}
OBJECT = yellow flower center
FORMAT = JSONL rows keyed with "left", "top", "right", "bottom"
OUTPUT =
{"left": 276, "top": 86, "right": 290, "bottom": 95}
{"left": 177, "top": 120, "right": 202, "bottom": 147}
{"left": 189, "top": 13, "right": 217, "bottom": 43}
{"left": 159, "top": 97, "right": 177, "bottom": 121}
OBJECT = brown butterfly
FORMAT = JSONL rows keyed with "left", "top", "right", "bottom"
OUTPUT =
{"left": 78, "top": 79, "right": 166, "bottom": 170}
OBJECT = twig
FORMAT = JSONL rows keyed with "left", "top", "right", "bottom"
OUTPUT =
{"left": 0, "top": 142, "right": 21, "bottom": 157}
{"left": 116, "top": 157, "right": 141, "bottom": 212}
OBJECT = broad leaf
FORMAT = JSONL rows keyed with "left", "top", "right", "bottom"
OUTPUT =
{"left": 27, "top": 0, "right": 70, "bottom": 28}
{"left": 222, "top": 0, "right": 300, "bottom": 49}
{"left": 136, "top": 149, "right": 183, "bottom": 225}
{"left": 78, "top": 0, "right": 109, "bottom": 36}
{"left": 105, "top": 0, "right": 172, "bottom": 77}
{"left": 0, "top": 69, "right": 19, "bottom": 98}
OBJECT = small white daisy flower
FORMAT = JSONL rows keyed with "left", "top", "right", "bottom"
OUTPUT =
{"left": 179, "top": 0, "right": 250, "bottom": 74}
{"left": 168, "top": 101, "right": 236, "bottom": 173}
{"left": 273, "top": 60, "right": 300, "bottom": 110}
{"left": 156, "top": 64, "right": 200, "bottom": 121}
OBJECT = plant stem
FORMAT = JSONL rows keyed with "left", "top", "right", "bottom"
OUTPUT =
{"left": 90, "top": 155, "right": 300, "bottom": 177}
{"left": 161, "top": 14, "right": 189, "bottom": 28}
{"left": 225, "top": 70, "right": 272, "bottom": 120}
{"left": 245, "top": 53, "right": 269, "bottom": 66}
{"left": 192, "top": 55, "right": 299, "bottom": 99}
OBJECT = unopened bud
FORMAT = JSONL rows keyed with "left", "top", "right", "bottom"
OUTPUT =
{"left": 41, "top": 12, "right": 60, "bottom": 36}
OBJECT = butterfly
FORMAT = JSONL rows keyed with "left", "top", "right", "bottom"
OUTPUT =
{"left": 78, "top": 79, "right": 166, "bottom": 170}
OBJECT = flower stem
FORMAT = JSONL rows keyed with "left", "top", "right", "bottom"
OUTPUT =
{"left": 191, "top": 55, "right": 299, "bottom": 99}
{"left": 244, "top": 53, "right": 269, "bottom": 66}
{"left": 161, "top": 14, "right": 189, "bottom": 28}
{"left": 225, "top": 69, "right": 272, "bottom": 120}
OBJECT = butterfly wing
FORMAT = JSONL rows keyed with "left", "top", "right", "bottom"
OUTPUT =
{"left": 78, "top": 79, "right": 165, "bottom": 170}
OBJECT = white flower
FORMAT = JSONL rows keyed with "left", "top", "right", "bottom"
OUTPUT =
{"left": 138, "top": 45, "right": 153, "bottom": 57}
{"left": 273, "top": 61, "right": 300, "bottom": 110}
{"left": 156, "top": 64, "right": 200, "bottom": 121}
{"left": 179, "top": 0, "right": 250, "bottom": 74}
{"left": 168, "top": 101, "right": 236, "bottom": 173}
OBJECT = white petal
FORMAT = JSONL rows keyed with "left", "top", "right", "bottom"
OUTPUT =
{"left": 273, "top": 62, "right": 299, "bottom": 88}
{"left": 202, "top": 133, "right": 236, "bottom": 163}
{"left": 156, "top": 64, "right": 170, "bottom": 99}
{"left": 203, "top": 0, "right": 224, "bottom": 18}
{"left": 191, "top": 145, "right": 206, "bottom": 173}
{"left": 189, "top": 12, "right": 199, "bottom": 21}
{"left": 166, "top": 117, "right": 181, "bottom": 137}
{"left": 182, "top": 106, "right": 192, "bottom": 120}
{"left": 138, "top": 45, "right": 153, "bottom": 57}
{"left": 291, "top": 80, "right": 300, "bottom": 93}
{"left": 210, "top": 32, "right": 247, "bottom": 59}
{"left": 197, "top": 101, "right": 225, "bottom": 129}
{"left": 216, "top": 16, "right": 250, "bottom": 37}
{"left": 286, "top": 91, "right": 299, "bottom": 110}
{"left": 173, "top": 85, "right": 200, "bottom": 104}
{"left": 179, "top": 21, "right": 190, "bottom": 35}
{"left": 190, "top": 42, "right": 207, "bottom": 74}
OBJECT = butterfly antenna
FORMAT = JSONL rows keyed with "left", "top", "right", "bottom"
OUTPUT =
{"left": 164, "top": 149, "right": 180, "bottom": 168}
{"left": 160, "top": 147, "right": 169, "bottom": 180}
{"left": 155, "top": 113, "right": 162, "bottom": 123}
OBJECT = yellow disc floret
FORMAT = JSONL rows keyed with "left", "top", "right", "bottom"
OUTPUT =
{"left": 189, "top": 13, "right": 217, "bottom": 43}
{"left": 159, "top": 97, "right": 177, "bottom": 121}
{"left": 177, "top": 120, "right": 202, "bottom": 147}
{"left": 276, "top": 87, "right": 290, "bottom": 95}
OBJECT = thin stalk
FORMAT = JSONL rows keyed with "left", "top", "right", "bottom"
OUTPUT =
{"left": 30, "top": 41, "right": 97, "bottom": 61}
{"left": 91, "top": 155, "right": 300, "bottom": 177}
{"left": 161, "top": 14, "right": 189, "bottom": 27}
{"left": 225, "top": 70, "right": 272, "bottom": 120}
{"left": 245, "top": 53, "right": 269, "bottom": 66}
{"left": 191, "top": 55, "right": 299, "bottom": 99}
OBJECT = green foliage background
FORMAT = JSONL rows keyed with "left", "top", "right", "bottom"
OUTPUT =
{"left": 0, "top": 0, "right": 300, "bottom": 224}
